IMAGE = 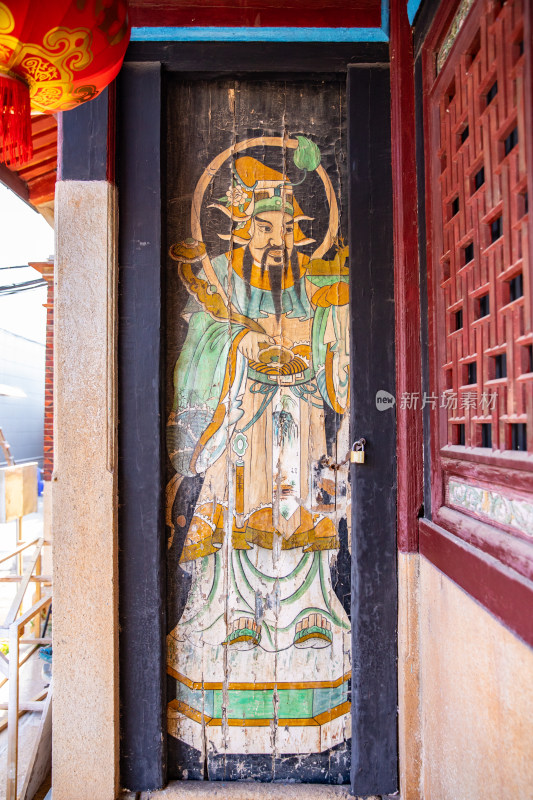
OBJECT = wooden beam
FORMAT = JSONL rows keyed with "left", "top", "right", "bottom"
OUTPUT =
{"left": 19, "top": 685, "right": 52, "bottom": 800}
{"left": 0, "top": 164, "right": 30, "bottom": 204}
{"left": 128, "top": 0, "right": 382, "bottom": 29}
{"left": 0, "top": 651, "right": 8, "bottom": 678}
{"left": 19, "top": 638, "right": 51, "bottom": 645}
{"left": 390, "top": 0, "right": 423, "bottom": 553}
{"left": 0, "top": 645, "right": 40, "bottom": 691}
{"left": 420, "top": 518, "right": 533, "bottom": 648}
{"left": 125, "top": 40, "right": 389, "bottom": 71}
{"left": 7, "top": 623, "right": 19, "bottom": 800}
{"left": 0, "top": 538, "right": 39, "bottom": 567}
{"left": 348, "top": 63, "right": 398, "bottom": 795}
{"left": 4, "top": 539, "right": 44, "bottom": 628}
{"left": 11, "top": 594, "right": 51, "bottom": 631}
{"left": 0, "top": 690, "right": 48, "bottom": 735}
{"left": 59, "top": 87, "right": 110, "bottom": 181}
{"left": 0, "top": 700, "right": 45, "bottom": 712}
{"left": 117, "top": 61, "right": 165, "bottom": 791}
{"left": 28, "top": 174, "right": 56, "bottom": 206}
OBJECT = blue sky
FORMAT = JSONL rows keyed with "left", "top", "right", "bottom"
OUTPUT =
{"left": 0, "top": 183, "right": 54, "bottom": 344}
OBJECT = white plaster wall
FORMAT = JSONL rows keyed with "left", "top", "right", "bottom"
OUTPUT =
{"left": 418, "top": 555, "right": 533, "bottom": 800}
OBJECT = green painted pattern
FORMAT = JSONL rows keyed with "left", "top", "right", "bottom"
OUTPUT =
{"left": 247, "top": 365, "right": 313, "bottom": 386}
{"left": 177, "top": 681, "right": 350, "bottom": 721}
{"left": 200, "top": 612, "right": 224, "bottom": 633}
{"left": 312, "top": 682, "right": 349, "bottom": 716}
{"left": 231, "top": 551, "right": 255, "bottom": 611}
{"left": 275, "top": 605, "right": 342, "bottom": 634}
{"left": 213, "top": 688, "right": 314, "bottom": 719}
{"left": 312, "top": 306, "right": 329, "bottom": 370}
{"left": 294, "top": 624, "right": 332, "bottom": 643}
{"left": 306, "top": 274, "right": 349, "bottom": 287}
{"left": 176, "top": 680, "right": 215, "bottom": 718}
{"left": 173, "top": 312, "right": 244, "bottom": 412}
{"left": 228, "top": 551, "right": 320, "bottom": 635}
{"left": 224, "top": 627, "right": 260, "bottom": 644}
{"left": 280, "top": 552, "right": 319, "bottom": 605}
{"left": 241, "top": 549, "right": 311, "bottom": 584}
{"left": 262, "top": 619, "right": 274, "bottom": 646}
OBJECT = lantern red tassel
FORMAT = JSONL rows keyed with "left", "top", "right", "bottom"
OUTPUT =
{"left": 0, "top": 74, "right": 32, "bottom": 167}
{"left": 0, "top": 1, "right": 130, "bottom": 168}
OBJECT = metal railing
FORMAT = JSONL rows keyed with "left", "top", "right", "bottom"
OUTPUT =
{"left": 0, "top": 536, "right": 52, "bottom": 800}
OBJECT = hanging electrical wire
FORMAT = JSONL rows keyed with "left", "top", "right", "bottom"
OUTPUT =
{"left": 0, "top": 278, "right": 46, "bottom": 295}
{"left": 0, "top": 266, "right": 53, "bottom": 274}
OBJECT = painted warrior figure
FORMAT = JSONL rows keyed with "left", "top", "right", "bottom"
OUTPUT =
{"left": 166, "top": 136, "right": 351, "bottom": 753}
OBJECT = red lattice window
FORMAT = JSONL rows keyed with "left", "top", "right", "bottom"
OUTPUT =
{"left": 423, "top": 0, "right": 533, "bottom": 550}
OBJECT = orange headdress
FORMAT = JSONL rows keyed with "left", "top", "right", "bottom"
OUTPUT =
{"left": 210, "top": 155, "right": 316, "bottom": 247}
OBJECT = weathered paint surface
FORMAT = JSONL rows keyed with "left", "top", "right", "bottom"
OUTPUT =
{"left": 165, "top": 78, "right": 351, "bottom": 781}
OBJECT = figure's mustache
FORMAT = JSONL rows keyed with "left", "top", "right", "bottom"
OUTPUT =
{"left": 260, "top": 249, "right": 289, "bottom": 323}
{"left": 260, "top": 245, "right": 286, "bottom": 263}
{"left": 260, "top": 248, "right": 288, "bottom": 276}
{"left": 242, "top": 244, "right": 302, "bottom": 323}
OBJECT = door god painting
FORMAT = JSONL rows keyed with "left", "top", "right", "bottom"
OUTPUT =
{"left": 166, "top": 80, "right": 351, "bottom": 782}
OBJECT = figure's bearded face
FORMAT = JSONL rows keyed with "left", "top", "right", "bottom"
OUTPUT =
{"left": 248, "top": 211, "right": 294, "bottom": 266}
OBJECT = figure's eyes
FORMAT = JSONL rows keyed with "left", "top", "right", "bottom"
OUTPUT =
{"left": 257, "top": 224, "right": 272, "bottom": 233}
{"left": 285, "top": 225, "right": 294, "bottom": 234}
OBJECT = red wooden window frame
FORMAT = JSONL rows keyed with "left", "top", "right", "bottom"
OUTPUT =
{"left": 422, "top": 0, "right": 533, "bottom": 585}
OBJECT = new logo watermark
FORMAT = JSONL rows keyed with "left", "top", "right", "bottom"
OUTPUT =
{"left": 375, "top": 390, "right": 498, "bottom": 411}
{"left": 375, "top": 390, "right": 396, "bottom": 411}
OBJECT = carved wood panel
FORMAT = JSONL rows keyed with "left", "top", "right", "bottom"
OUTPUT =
{"left": 432, "top": 0, "right": 531, "bottom": 455}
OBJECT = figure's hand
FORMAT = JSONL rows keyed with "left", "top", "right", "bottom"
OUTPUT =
{"left": 238, "top": 331, "right": 274, "bottom": 362}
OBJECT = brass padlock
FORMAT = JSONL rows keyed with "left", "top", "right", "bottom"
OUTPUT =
{"left": 350, "top": 438, "right": 366, "bottom": 464}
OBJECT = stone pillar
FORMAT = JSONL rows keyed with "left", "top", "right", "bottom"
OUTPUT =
{"left": 53, "top": 179, "right": 118, "bottom": 800}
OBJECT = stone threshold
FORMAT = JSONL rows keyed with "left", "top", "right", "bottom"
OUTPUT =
{"left": 120, "top": 783, "right": 383, "bottom": 799}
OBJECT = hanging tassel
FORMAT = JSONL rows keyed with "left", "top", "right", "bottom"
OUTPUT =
{"left": 0, "top": 73, "right": 33, "bottom": 167}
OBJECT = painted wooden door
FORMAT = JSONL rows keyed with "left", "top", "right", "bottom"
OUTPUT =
{"left": 165, "top": 76, "right": 352, "bottom": 782}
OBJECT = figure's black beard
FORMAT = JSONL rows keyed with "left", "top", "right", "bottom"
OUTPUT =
{"left": 242, "top": 246, "right": 301, "bottom": 322}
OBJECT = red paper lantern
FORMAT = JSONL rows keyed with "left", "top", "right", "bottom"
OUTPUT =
{"left": 0, "top": 0, "right": 130, "bottom": 166}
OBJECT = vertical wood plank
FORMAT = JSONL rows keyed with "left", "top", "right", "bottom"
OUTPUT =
{"left": 6, "top": 622, "right": 20, "bottom": 800}
{"left": 117, "top": 62, "right": 165, "bottom": 791}
{"left": 348, "top": 64, "right": 398, "bottom": 796}
{"left": 19, "top": 685, "right": 53, "bottom": 800}
{"left": 58, "top": 87, "right": 110, "bottom": 181}
{"left": 390, "top": 0, "right": 424, "bottom": 552}
{"left": 414, "top": 51, "right": 433, "bottom": 521}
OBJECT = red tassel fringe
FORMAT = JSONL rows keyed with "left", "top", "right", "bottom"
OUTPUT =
{"left": 0, "top": 74, "right": 33, "bottom": 168}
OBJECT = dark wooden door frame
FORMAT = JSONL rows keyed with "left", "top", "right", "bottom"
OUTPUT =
{"left": 348, "top": 64, "right": 397, "bottom": 794}
{"left": 116, "top": 43, "right": 397, "bottom": 795}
